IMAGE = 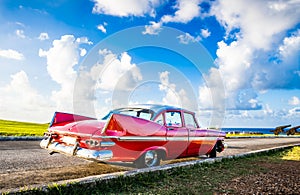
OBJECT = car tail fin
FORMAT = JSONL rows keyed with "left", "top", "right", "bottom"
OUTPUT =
{"left": 49, "top": 112, "right": 97, "bottom": 127}
{"left": 102, "top": 114, "right": 124, "bottom": 134}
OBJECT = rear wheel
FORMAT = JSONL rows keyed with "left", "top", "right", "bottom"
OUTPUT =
{"left": 134, "top": 150, "right": 161, "bottom": 168}
{"left": 209, "top": 144, "right": 217, "bottom": 158}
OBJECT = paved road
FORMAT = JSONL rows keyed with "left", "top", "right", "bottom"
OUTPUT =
{"left": 0, "top": 137, "right": 299, "bottom": 191}
{"left": 1, "top": 138, "right": 299, "bottom": 174}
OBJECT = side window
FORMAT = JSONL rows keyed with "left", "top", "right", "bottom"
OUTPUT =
{"left": 154, "top": 114, "right": 164, "bottom": 125}
{"left": 138, "top": 112, "right": 152, "bottom": 120}
{"left": 165, "top": 111, "right": 182, "bottom": 127}
{"left": 184, "top": 113, "right": 198, "bottom": 128}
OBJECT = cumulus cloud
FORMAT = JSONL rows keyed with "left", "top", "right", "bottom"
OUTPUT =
{"left": 142, "top": 21, "right": 162, "bottom": 35}
{"left": 39, "top": 35, "right": 92, "bottom": 112}
{"left": 161, "top": 0, "right": 201, "bottom": 24}
{"left": 94, "top": 50, "right": 143, "bottom": 91}
{"left": 38, "top": 32, "right": 49, "bottom": 40}
{"left": 198, "top": 67, "right": 225, "bottom": 111}
{"left": 252, "top": 30, "right": 300, "bottom": 90}
{"left": 158, "top": 71, "right": 194, "bottom": 110}
{"left": 0, "top": 49, "right": 25, "bottom": 60}
{"left": 201, "top": 28, "right": 211, "bottom": 38}
{"left": 92, "top": 0, "right": 163, "bottom": 17}
{"left": 199, "top": 0, "right": 300, "bottom": 111}
{"left": 289, "top": 96, "right": 300, "bottom": 106}
{"left": 79, "top": 48, "right": 87, "bottom": 57}
{"left": 210, "top": 0, "right": 300, "bottom": 49}
{"left": 177, "top": 32, "right": 201, "bottom": 44}
{"left": 72, "top": 50, "right": 144, "bottom": 115}
{"left": 143, "top": 0, "right": 202, "bottom": 35}
{"left": 0, "top": 71, "right": 51, "bottom": 122}
{"left": 289, "top": 107, "right": 300, "bottom": 116}
{"left": 97, "top": 22, "right": 107, "bottom": 33}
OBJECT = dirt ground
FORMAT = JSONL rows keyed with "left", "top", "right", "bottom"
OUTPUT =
{"left": 219, "top": 160, "right": 300, "bottom": 194}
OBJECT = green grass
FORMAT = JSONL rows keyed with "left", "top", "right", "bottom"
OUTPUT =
{"left": 0, "top": 119, "right": 48, "bottom": 136}
{"left": 26, "top": 147, "right": 299, "bottom": 194}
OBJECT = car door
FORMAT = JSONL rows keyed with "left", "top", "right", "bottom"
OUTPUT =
{"left": 165, "top": 110, "right": 189, "bottom": 159}
{"left": 183, "top": 112, "right": 202, "bottom": 156}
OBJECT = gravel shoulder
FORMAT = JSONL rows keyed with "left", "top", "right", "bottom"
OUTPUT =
{"left": 0, "top": 137, "right": 299, "bottom": 192}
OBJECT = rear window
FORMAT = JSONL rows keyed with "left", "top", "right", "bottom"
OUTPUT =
{"left": 102, "top": 108, "right": 153, "bottom": 120}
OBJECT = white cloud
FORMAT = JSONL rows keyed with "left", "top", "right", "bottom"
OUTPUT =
{"left": 210, "top": 0, "right": 300, "bottom": 50}
{"left": 0, "top": 71, "right": 52, "bottom": 122}
{"left": 279, "top": 29, "right": 300, "bottom": 59}
{"left": 0, "top": 49, "right": 25, "bottom": 60}
{"left": 79, "top": 48, "right": 87, "bottom": 57}
{"left": 76, "top": 37, "right": 93, "bottom": 45}
{"left": 161, "top": 0, "right": 201, "bottom": 24}
{"left": 252, "top": 30, "right": 300, "bottom": 90}
{"left": 39, "top": 35, "right": 92, "bottom": 112}
{"left": 198, "top": 67, "right": 225, "bottom": 110}
{"left": 177, "top": 33, "right": 201, "bottom": 44}
{"left": 289, "top": 96, "right": 300, "bottom": 106}
{"left": 158, "top": 71, "right": 194, "bottom": 110}
{"left": 263, "top": 104, "right": 274, "bottom": 115}
{"left": 143, "top": 0, "right": 202, "bottom": 35}
{"left": 142, "top": 21, "right": 162, "bottom": 35}
{"left": 95, "top": 50, "right": 143, "bottom": 91}
{"left": 288, "top": 107, "right": 300, "bottom": 116}
{"left": 92, "top": 0, "right": 163, "bottom": 17}
{"left": 97, "top": 22, "right": 107, "bottom": 33}
{"left": 201, "top": 28, "right": 211, "bottom": 38}
{"left": 38, "top": 32, "right": 49, "bottom": 40}
{"left": 15, "top": 29, "right": 25, "bottom": 39}
{"left": 202, "top": 0, "right": 300, "bottom": 111}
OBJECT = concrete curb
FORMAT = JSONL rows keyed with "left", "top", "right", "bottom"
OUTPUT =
{"left": 0, "top": 136, "right": 44, "bottom": 141}
{"left": 3, "top": 143, "right": 299, "bottom": 194}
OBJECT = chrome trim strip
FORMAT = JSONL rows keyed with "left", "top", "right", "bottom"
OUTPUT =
{"left": 51, "top": 130, "right": 92, "bottom": 137}
{"left": 114, "top": 136, "right": 219, "bottom": 142}
{"left": 45, "top": 133, "right": 220, "bottom": 142}
{"left": 100, "top": 141, "right": 115, "bottom": 147}
{"left": 118, "top": 136, "right": 167, "bottom": 141}
{"left": 188, "top": 137, "right": 218, "bottom": 141}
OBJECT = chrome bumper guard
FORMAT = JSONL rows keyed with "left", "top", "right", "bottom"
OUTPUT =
{"left": 40, "top": 138, "right": 113, "bottom": 161}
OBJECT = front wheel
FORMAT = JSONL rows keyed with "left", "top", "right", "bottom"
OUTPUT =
{"left": 134, "top": 150, "right": 161, "bottom": 168}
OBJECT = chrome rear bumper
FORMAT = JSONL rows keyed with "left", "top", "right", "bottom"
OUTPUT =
{"left": 40, "top": 138, "right": 113, "bottom": 161}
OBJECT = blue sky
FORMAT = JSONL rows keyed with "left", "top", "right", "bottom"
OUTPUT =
{"left": 0, "top": 0, "right": 299, "bottom": 128}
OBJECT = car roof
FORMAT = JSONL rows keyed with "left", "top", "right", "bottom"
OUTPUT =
{"left": 123, "top": 104, "right": 194, "bottom": 115}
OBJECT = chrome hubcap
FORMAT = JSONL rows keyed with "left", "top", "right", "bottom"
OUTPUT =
{"left": 144, "top": 150, "right": 158, "bottom": 167}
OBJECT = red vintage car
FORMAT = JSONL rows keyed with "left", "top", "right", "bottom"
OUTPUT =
{"left": 40, "top": 104, "right": 226, "bottom": 168}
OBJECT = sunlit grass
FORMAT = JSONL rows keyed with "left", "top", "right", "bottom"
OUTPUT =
{"left": 281, "top": 146, "right": 300, "bottom": 161}
{"left": 0, "top": 119, "right": 48, "bottom": 136}
{"left": 226, "top": 133, "right": 274, "bottom": 137}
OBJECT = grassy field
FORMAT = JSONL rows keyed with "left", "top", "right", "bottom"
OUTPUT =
{"left": 0, "top": 119, "right": 48, "bottom": 136}
{"left": 23, "top": 146, "right": 299, "bottom": 194}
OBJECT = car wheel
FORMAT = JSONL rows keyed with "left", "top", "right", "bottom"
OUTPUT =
{"left": 135, "top": 150, "right": 161, "bottom": 168}
{"left": 209, "top": 145, "right": 217, "bottom": 158}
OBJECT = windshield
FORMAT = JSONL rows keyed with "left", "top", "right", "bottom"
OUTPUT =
{"left": 101, "top": 108, "right": 154, "bottom": 121}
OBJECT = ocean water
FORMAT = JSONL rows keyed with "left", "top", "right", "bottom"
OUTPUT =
{"left": 221, "top": 127, "right": 279, "bottom": 135}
